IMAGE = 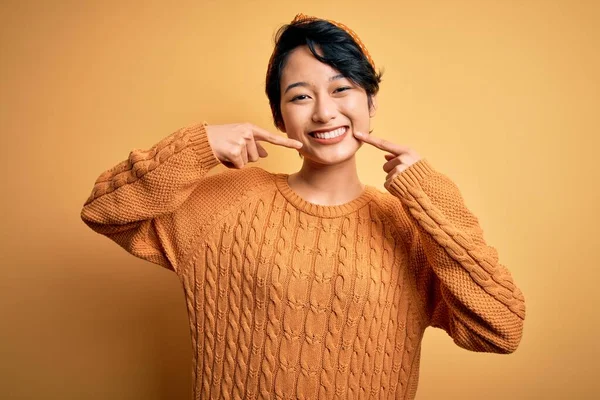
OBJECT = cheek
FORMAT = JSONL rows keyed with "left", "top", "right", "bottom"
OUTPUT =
{"left": 280, "top": 103, "right": 295, "bottom": 121}
{"left": 281, "top": 104, "right": 310, "bottom": 130}
{"left": 341, "top": 100, "right": 370, "bottom": 124}
{"left": 342, "top": 94, "right": 370, "bottom": 114}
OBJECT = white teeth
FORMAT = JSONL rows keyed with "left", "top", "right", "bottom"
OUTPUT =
{"left": 312, "top": 127, "right": 347, "bottom": 139}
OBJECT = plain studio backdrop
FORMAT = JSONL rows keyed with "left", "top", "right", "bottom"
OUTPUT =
{"left": 1, "top": 0, "right": 598, "bottom": 399}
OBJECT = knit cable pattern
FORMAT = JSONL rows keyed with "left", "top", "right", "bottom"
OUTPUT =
{"left": 388, "top": 163, "right": 526, "bottom": 319}
{"left": 81, "top": 122, "right": 526, "bottom": 399}
{"left": 84, "top": 122, "right": 214, "bottom": 206}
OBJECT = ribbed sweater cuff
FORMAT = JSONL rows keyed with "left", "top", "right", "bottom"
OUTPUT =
{"left": 187, "top": 121, "right": 222, "bottom": 171}
{"left": 387, "top": 158, "right": 436, "bottom": 198}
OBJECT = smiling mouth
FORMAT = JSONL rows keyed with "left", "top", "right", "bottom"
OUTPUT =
{"left": 309, "top": 126, "right": 349, "bottom": 139}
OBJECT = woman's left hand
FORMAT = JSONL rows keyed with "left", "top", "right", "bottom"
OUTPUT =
{"left": 353, "top": 131, "right": 422, "bottom": 191}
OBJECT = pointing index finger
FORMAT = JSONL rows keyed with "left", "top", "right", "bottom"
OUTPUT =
{"left": 355, "top": 131, "right": 410, "bottom": 155}
{"left": 252, "top": 125, "right": 303, "bottom": 149}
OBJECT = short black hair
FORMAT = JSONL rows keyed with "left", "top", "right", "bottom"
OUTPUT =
{"left": 265, "top": 19, "right": 384, "bottom": 131}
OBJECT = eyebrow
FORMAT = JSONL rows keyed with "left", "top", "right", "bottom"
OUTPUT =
{"left": 284, "top": 74, "right": 346, "bottom": 94}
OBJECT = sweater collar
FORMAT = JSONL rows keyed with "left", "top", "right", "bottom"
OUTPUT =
{"left": 273, "top": 173, "right": 376, "bottom": 218}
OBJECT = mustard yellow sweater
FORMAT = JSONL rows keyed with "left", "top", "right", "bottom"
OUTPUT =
{"left": 80, "top": 122, "right": 526, "bottom": 399}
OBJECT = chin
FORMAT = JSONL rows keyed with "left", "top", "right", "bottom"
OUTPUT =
{"left": 302, "top": 146, "right": 359, "bottom": 165}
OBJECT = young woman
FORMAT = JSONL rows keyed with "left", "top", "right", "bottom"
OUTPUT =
{"left": 81, "top": 13, "right": 526, "bottom": 400}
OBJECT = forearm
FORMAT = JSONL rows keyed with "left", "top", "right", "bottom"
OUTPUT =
{"left": 80, "top": 121, "right": 221, "bottom": 270}
{"left": 388, "top": 159, "right": 526, "bottom": 353}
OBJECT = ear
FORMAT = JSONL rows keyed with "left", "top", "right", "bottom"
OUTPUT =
{"left": 369, "top": 94, "right": 378, "bottom": 118}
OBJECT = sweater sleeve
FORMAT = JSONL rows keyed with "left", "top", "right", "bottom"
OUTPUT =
{"left": 80, "top": 121, "right": 222, "bottom": 273}
{"left": 387, "top": 159, "right": 526, "bottom": 354}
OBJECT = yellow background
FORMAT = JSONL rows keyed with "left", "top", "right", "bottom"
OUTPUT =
{"left": 1, "top": 0, "right": 598, "bottom": 399}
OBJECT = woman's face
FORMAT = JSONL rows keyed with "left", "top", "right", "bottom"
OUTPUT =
{"left": 279, "top": 45, "right": 376, "bottom": 165}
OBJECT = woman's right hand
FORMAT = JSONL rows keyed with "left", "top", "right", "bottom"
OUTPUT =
{"left": 205, "top": 123, "right": 303, "bottom": 169}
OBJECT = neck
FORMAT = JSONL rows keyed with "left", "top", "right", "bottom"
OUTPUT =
{"left": 288, "top": 155, "right": 365, "bottom": 206}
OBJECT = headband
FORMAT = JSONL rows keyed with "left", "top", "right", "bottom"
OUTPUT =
{"left": 266, "top": 13, "right": 376, "bottom": 76}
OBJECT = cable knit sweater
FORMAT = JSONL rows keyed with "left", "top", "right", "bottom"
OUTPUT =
{"left": 80, "top": 121, "right": 526, "bottom": 400}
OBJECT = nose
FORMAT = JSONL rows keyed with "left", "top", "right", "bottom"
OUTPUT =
{"left": 312, "top": 93, "right": 337, "bottom": 123}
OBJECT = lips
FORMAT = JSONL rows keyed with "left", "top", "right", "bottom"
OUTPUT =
{"left": 309, "top": 125, "right": 349, "bottom": 137}
{"left": 307, "top": 126, "right": 349, "bottom": 145}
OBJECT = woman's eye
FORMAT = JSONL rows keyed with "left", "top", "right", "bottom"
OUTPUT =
{"left": 335, "top": 86, "right": 351, "bottom": 93}
{"left": 291, "top": 87, "right": 351, "bottom": 102}
{"left": 291, "top": 95, "right": 308, "bottom": 102}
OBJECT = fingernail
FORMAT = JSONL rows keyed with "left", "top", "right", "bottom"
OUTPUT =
{"left": 354, "top": 131, "right": 363, "bottom": 137}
